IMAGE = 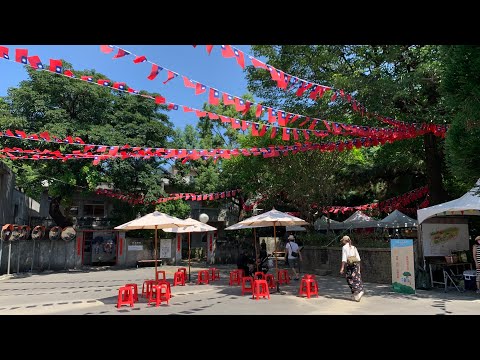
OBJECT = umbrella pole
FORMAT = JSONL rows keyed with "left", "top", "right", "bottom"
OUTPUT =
{"left": 154, "top": 225, "right": 158, "bottom": 281}
{"left": 254, "top": 228, "right": 258, "bottom": 272}
{"left": 273, "top": 222, "right": 281, "bottom": 293}
{"left": 188, "top": 232, "right": 191, "bottom": 283}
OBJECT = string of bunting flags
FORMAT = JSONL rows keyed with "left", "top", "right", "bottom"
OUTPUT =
{"left": 199, "top": 45, "right": 449, "bottom": 133}
{"left": 0, "top": 127, "right": 441, "bottom": 165}
{"left": 0, "top": 46, "right": 448, "bottom": 144}
{"left": 314, "top": 186, "right": 429, "bottom": 214}
{"left": 99, "top": 45, "right": 448, "bottom": 136}
{"left": 95, "top": 187, "right": 241, "bottom": 205}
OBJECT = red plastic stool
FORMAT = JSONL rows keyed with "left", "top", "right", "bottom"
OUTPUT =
{"left": 157, "top": 280, "right": 171, "bottom": 299}
{"left": 237, "top": 268, "right": 245, "bottom": 279}
{"left": 277, "top": 269, "right": 290, "bottom": 285}
{"left": 148, "top": 283, "right": 170, "bottom": 306}
{"left": 173, "top": 271, "right": 185, "bottom": 286}
{"left": 117, "top": 286, "right": 134, "bottom": 308}
{"left": 299, "top": 277, "right": 319, "bottom": 298}
{"left": 156, "top": 270, "right": 166, "bottom": 281}
{"left": 241, "top": 276, "right": 254, "bottom": 296}
{"left": 142, "top": 280, "right": 156, "bottom": 298}
{"left": 229, "top": 270, "right": 241, "bottom": 286}
{"left": 208, "top": 268, "right": 220, "bottom": 281}
{"left": 197, "top": 270, "right": 210, "bottom": 285}
{"left": 252, "top": 279, "right": 270, "bottom": 300}
{"left": 125, "top": 283, "right": 139, "bottom": 302}
{"left": 265, "top": 274, "right": 276, "bottom": 289}
{"left": 178, "top": 268, "right": 187, "bottom": 282}
{"left": 254, "top": 271, "right": 266, "bottom": 281}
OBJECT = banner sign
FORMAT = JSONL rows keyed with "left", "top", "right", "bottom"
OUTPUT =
{"left": 391, "top": 239, "right": 415, "bottom": 294}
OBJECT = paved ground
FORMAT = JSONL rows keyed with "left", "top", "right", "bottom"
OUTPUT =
{"left": 0, "top": 263, "right": 479, "bottom": 315}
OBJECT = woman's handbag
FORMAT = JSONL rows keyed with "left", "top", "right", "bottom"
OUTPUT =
{"left": 346, "top": 246, "right": 359, "bottom": 265}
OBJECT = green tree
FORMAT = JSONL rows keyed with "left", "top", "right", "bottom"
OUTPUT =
{"left": 441, "top": 45, "right": 480, "bottom": 191}
{"left": 246, "top": 45, "right": 450, "bottom": 205}
{"left": 1, "top": 62, "right": 175, "bottom": 226}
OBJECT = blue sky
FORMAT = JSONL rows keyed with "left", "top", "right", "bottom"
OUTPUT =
{"left": 0, "top": 45, "right": 254, "bottom": 131}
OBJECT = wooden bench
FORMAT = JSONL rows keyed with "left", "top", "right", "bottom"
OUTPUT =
{"left": 136, "top": 259, "right": 163, "bottom": 268}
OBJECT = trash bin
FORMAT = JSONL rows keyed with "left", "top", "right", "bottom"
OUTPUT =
{"left": 463, "top": 270, "right": 477, "bottom": 290}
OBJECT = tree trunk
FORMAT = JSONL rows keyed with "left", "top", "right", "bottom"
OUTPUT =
{"left": 423, "top": 133, "right": 448, "bottom": 205}
{"left": 49, "top": 196, "right": 73, "bottom": 228}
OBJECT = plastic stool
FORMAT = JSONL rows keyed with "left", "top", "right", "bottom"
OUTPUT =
{"left": 142, "top": 280, "right": 156, "bottom": 298}
{"left": 277, "top": 269, "right": 290, "bottom": 285}
{"left": 117, "top": 286, "right": 134, "bottom": 308}
{"left": 156, "top": 270, "right": 166, "bottom": 281}
{"left": 209, "top": 268, "right": 220, "bottom": 281}
{"left": 229, "top": 270, "right": 241, "bottom": 286}
{"left": 252, "top": 279, "right": 270, "bottom": 300}
{"left": 148, "top": 283, "right": 170, "bottom": 306}
{"left": 265, "top": 274, "right": 276, "bottom": 289}
{"left": 125, "top": 283, "right": 139, "bottom": 302}
{"left": 299, "top": 277, "right": 319, "bottom": 298}
{"left": 197, "top": 270, "right": 210, "bottom": 285}
{"left": 254, "top": 271, "right": 266, "bottom": 280}
{"left": 157, "top": 280, "right": 172, "bottom": 299}
{"left": 173, "top": 271, "right": 185, "bottom": 286}
{"left": 241, "top": 276, "right": 254, "bottom": 295}
{"left": 178, "top": 268, "right": 187, "bottom": 282}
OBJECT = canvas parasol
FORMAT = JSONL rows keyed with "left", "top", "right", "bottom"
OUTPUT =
{"left": 114, "top": 211, "right": 187, "bottom": 280}
{"left": 225, "top": 208, "right": 308, "bottom": 293}
{"left": 162, "top": 218, "right": 217, "bottom": 282}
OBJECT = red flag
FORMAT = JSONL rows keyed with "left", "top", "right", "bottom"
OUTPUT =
{"left": 242, "top": 101, "right": 252, "bottom": 115}
{"left": 233, "top": 47, "right": 245, "bottom": 69}
{"left": 163, "top": 70, "right": 177, "bottom": 84}
{"left": 234, "top": 97, "right": 246, "bottom": 111}
{"left": 282, "top": 128, "right": 291, "bottom": 141}
{"left": 64, "top": 69, "right": 74, "bottom": 77}
{"left": 249, "top": 56, "right": 268, "bottom": 70}
{"left": 28, "top": 55, "right": 43, "bottom": 69}
{"left": 223, "top": 93, "right": 235, "bottom": 105}
{"left": 221, "top": 45, "right": 235, "bottom": 58}
{"left": 49, "top": 59, "right": 63, "bottom": 73}
{"left": 97, "top": 79, "right": 110, "bottom": 86}
{"left": 0, "top": 46, "right": 9, "bottom": 60}
{"left": 133, "top": 55, "right": 147, "bottom": 63}
{"left": 255, "top": 104, "right": 263, "bottom": 118}
{"left": 270, "top": 127, "right": 277, "bottom": 139}
{"left": 39, "top": 131, "right": 51, "bottom": 141}
{"left": 15, "top": 49, "right": 28, "bottom": 64}
{"left": 267, "top": 108, "right": 277, "bottom": 123}
{"left": 183, "top": 76, "right": 196, "bottom": 88}
{"left": 206, "top": 45, "right": 214, "bottom": 55}
{"left": 15, "top": 130, "right": 27, "bottom": 139}
{"left": 296, "top": 81, "right": 313, "bottom": 97}
{"left": 113, "top": 82, "right": 126, "bottom": 90}
{"left": 195, "top": 83, "right": 207, "bottom": 95}
{"left": 113, "top": 48, "right": 130, "bottom": 59}
{"left": 259, "top": 124, "right": 269, "bottom": 137}
{"left": 100, "top": 45, "right": 114, "bottom": 54}
{"left": 251, "top": 123, "right": 260, "bottom": 136}
{"left": 155, "top": 96, "right": 166, "bottom": 104}
{"left": 302, "top": 129, "right": 310, "bottom": 140}
{"left": 81, "top": 75, "right": 93, "bottom": 82}
{"left": 209, "top": 88, "right": 220, "bottom": 105}
{"left": 147, "top": 64, "right": 161, "bottom": 80}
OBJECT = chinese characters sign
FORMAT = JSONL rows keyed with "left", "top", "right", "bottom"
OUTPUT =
{"left": 391, "top": 239, "right": 415, "bottom": 294}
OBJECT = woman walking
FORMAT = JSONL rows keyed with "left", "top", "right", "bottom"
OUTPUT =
{"left": 339, "top": 235, "right": 365, "bottom": 302}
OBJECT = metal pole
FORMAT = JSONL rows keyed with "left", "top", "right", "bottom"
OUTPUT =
{"left": 254, "top": 228, "right": 258, "bottom": 272}
{"left": 0, "top": 239, "right": 3, "bottom": 273}
{"left": 64, "top": 241, "right": 68, "bottom": 270}
{"left": 154, "top": 225, "right": 158, "bottom": 281}
{"left": 16, "top": 240, "right": 20, "bottom": 273}
{"left": 188, "top": 232, "right": 191, "bottom": 283}
{"left": 7, "top": 242, "right": 12, "bottom": 275}
{"left": 274, "top": 222, "right": 282, "bottom": 293}
{"left": 30, "top": 239, "right": 35, "bottom": 272}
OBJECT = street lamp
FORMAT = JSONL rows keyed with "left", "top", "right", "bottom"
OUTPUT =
{"left": 199, "top": 213, "right": 209, "bottom": 223}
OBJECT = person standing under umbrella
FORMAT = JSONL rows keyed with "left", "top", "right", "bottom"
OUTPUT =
{"left": 285, "top": 235, "right": 302, "bottom": 280}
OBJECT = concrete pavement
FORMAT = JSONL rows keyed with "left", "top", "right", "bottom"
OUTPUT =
{"left": 0, "top": 263, "right": 479, "bottom": 315}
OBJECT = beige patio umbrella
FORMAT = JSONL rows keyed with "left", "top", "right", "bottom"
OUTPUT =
{"left": 162, "top": 218, "right": 217, "bottom": 282}
{"left": 225, "top": 208, "right": 308, "bottom": 293}
{"left": 114, "top": 211, "right": 188, "bottom": 280}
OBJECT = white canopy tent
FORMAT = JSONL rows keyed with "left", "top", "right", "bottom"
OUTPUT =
{"left": 332, "top": 210, "right": 380, "bottom": 230}
{"left": 379, "top": 210, "right": 417, "bottom": 228}
{"left": 314, "top": 215, "right": 341, "bottom": 230}
{"left": 417, "top": 180, "right": 480, "bottom": 224}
